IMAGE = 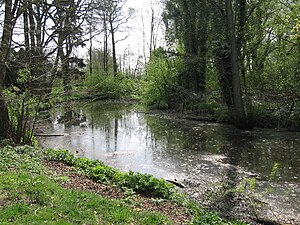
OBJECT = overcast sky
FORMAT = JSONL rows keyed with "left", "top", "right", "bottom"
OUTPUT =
{"left": 1, "top": 0, "right": 165, "bottom": 67}
{"left": 120, "top": 0, "right": 164, "bottom": 53}
{"left": 83, "top": 0, "right": 165, "bottom": 66}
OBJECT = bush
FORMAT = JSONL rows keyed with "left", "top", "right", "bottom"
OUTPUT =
{"left": 80, "top": 72, "right": 136, "bottom": 100}
{"left": 251, "top": 104, "right": 279, "bottom": 128}
{"left": 4, "top": 68, "right": 40, "bottom": 144}
{"left": 73, "top": 158, "right": 105, "bottom": 173}
{"left": 140, "top": 51, "right": 185, "bottom": 109}
{"left": 89, "top": 165, "right": 122, "bottom": 183}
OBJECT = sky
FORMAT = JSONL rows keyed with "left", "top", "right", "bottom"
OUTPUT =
{"left": 82, "top": 0, "right": 166, "bottom": 68}
{"left": 121, "top": 0, "right": 165, "bottom": 56}
{"left": 0, "top": 0, "right": 166, "bottom": 68}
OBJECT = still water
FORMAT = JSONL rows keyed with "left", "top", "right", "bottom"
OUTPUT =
{"left": 38, "top": 102, "right": 300, "bottom": 223}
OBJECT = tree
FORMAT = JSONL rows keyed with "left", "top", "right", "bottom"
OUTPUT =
{"left": 141, "top": 1, "right": 163, "bottom": 60}
{"left": 225, "top": 0, "right": 246, "bottom": 128}
{"left": 96, "top": 0, "right": 134, "bottom": 76}
{"left": 0, "top": 0, "right": 23, "bottom": 139}
{"left": 88, "top": 48, "right": 114, "bottom": 74}
{"left": 52, "top": 0, "right": 87, "bottom": 94}
{"left": 163, "top": 0, "right": 209, "bottom": 93}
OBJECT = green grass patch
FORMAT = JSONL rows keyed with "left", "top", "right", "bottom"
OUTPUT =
{"left": 0, "top": 145, "right": 247, "bottom": 224}
{"left": 0, "top": 146, "right": 172, "bottom": 224}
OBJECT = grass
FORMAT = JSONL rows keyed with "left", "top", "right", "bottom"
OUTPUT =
{"left": 0, "top": 172, "right": 170, "bottom": 224}
{"left": 0, "top": 144, "right": 248, "bottom": 225}
{"left": 0, "top": 145, "right": 171, "bottom": 224}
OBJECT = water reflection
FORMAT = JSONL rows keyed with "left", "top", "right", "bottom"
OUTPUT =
{"left": 38, "top": 102, "right": 300, "bottom": 222}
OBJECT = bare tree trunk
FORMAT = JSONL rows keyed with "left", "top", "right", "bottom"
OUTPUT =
{"left": 149, "top": 7, "right": 155, "bottom": 54}
{"left": 23, "top": 9, "right": 30, "bottom": 51}
{"left": 0, "top": 0, "right": 14, "bottom": 139}
{"left": 110, "top": 21, "right": 118, "bottom": 76}
{"left": 103, "top": 17, "right": 108, "bottom": 72}
{"left": 89, "top": 26, "right": 93, "bottom": 75}
{"left": 28, "top": 4, "right": 36, "bottom": 51}
{"left": 225, "top": 0, "right": 246, "bottom": 128}
{"left": 35, "top": 4, "right": 42, "bottom": 52}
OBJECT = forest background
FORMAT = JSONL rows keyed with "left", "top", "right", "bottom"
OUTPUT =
{"left": 0, "top": 0, "right": 300, "bottom": 144}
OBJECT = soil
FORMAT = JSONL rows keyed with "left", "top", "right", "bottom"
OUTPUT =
{"left": 44, "top": 160, "right": 192, "bottom": 224}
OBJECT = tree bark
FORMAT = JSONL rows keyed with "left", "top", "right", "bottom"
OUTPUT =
{"left": 103, "top": 15, "right": 108, "bottom": 72}
{"left": 23, "top": 9, "right": 30, "bottom": 51}
{"left": 225, "top": 0, "right": 246, "bottom": 128}
{"left": 110, "top": 20, "right": 118, "bottom": 76}
{"left": 0, "top": 0, "right": 14, "bottom": 139}
{"left": 89, "top": 27, "right": 93, "bottom": 75}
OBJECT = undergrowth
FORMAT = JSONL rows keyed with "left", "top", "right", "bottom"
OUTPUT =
{"left": 46, "top": 149, "right": 174, "bottom": 199}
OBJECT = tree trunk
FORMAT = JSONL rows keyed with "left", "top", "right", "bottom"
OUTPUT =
{"left": 103, "top": 16, "right": 108, "bottom": 72}
{"left": 225, "top": 0, "right": 246, "bottom": 128}
{"left": 110, "top": 21, "right": 118, "bottom": 76}
{"left": 89, "top": 26, "right": 93, "bottom": 75}
{"left": 0, "top": 80, "right": 11, "bottom": 140}
{"left": 62, "top": 55, "right": 71, "bottom": 94}
{"left": 0, "top": 0, "right": 14, "bottom": 139}
{"left": 196, "top": 0, "right": 208, "bottom": 93}
{"left": 28, "top": 4, "right": 36, "bottom": 51}
{"left": 23, "top": 9, "right": 30, "bottom": 52}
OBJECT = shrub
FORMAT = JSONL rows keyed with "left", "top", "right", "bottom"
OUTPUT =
{"left": 4, "top": 68, "right": 40, "bottom": 144}
{"left": 80, "top": 72, "right": 136, "bottom": 100}
{"left": 89, "top": 165, "right": 122, "bottom": 183}
{"left": 140, "top": 51, "right": 185, "bottom": 109}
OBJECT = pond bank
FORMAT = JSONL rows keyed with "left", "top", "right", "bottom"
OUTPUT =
{"left": 36, "top": 101, "right": 300, "bottom": 224}
{"left": 0, "top": 145, "right": 247, "bottom": 224}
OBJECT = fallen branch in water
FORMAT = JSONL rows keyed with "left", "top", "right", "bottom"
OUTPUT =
{"left": 166, "top": 179, "right": 186, "bottom": 188}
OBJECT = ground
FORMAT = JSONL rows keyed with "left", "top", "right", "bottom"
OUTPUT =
{"left": 44, "top": 160, "right": 193, "bottom": 224}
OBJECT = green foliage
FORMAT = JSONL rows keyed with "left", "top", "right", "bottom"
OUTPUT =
{"left": 0, "top": 145, "right": 46, "bottom": 174}
{"left": 121, "top": 171, "right": 174, "bottom": 199}
{"left": 46, "top": 149, "right": 75, "bottom": 166}
{"left": 79, "top": 72, "right": 137, "bottom": 100}
{"left": 0, "top": 146, "right": 171, "bottom": 224}
{"left": 89, "top": 165, "right": 122, "bottom": 183}
{"left": 160, "top": 0, "right": 300, "bottom": 129}
{"left": 0, "top": 145, "right": 246, "bottom": 225}
{"left": 16, "top": 68, "right": 31, "bottom": 84}
{"left": 73, "top": 158, "right": 105, "bottom": 173}
{"left": 140, "top": 50, "right": 185, "bottom": 109}
{"left": 49, "top": 79, "right": 65, "bottom": 104}
{"left": 186, "top": 201, "right": 247, "bottom": 225}
{"left": 251, "top": 104, "right": 279, "bottom": 128}
{"left": 235, "top": 178, "right": 256, "bottom": 194}
{"left": 268, "top": 163, "right": 280, "bottom": 183}
{"left": 4, "top": 68, "right": 40, "bottom": 144}
{"left": 45, "top": 149, "right": 247, "bottom": 224}
{"left": 45, "top": 149, "right": 175, "bottom": 199}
